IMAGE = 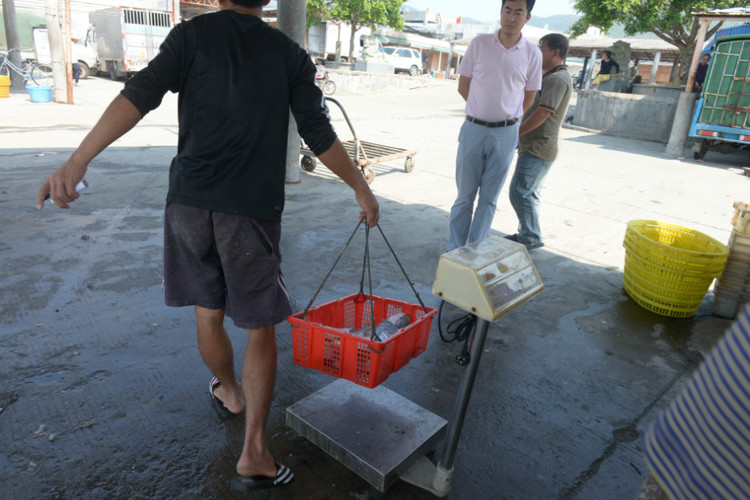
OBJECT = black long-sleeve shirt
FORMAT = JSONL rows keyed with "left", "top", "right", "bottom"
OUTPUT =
{"left": 599, "top": 58, "right": 620, "bottom": 76}
{"left": 121, "top": 11, "right": 336, "bottom": 221}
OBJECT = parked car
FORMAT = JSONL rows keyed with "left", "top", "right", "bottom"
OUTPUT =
{"left": 381, "top": 46, "right": 421, "bottom": 76}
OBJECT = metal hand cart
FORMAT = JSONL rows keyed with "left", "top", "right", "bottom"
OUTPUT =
{"left": 299, "top": 97, "right": 417, "bottom": 184}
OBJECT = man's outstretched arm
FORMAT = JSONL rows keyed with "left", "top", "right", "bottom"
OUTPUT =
{"left": 36, "top": 94, "right": 143, "bottom": 209}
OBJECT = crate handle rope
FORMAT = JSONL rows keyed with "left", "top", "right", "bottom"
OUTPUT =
{"left": 298, "top": 218, "right": 428, "bottom": 339}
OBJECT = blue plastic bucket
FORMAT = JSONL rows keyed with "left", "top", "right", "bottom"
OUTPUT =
{"left": 26, "top": 85, "right": 52, "bottom": 103}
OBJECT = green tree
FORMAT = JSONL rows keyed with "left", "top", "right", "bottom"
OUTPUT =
{"left": 328, "top": 0, "right": 404, "bottom": 62}
{"left": 569, "top": 0, "right": 745, "bottom": 83}
{"left": 306, "top": 0, "right": 334, "bottom": 29}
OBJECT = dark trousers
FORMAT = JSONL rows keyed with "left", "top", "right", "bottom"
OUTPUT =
{"left": 72, "top": 63, "right": 81, "bottom": 83}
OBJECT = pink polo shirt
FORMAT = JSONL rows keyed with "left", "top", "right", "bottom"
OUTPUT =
{"left": 458, "top": 31, "right": 542, "bottom": 121}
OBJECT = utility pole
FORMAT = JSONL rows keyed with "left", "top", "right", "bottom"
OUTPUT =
{"left": 2, "top": 0, "right": 24, "bottom": 90}
{"left": 446, "top": 37, "right": 454, "bottom": 78}
{"left": 172, "top": 0, "right": 181, "bottom": 25}
{"left": 666, "top": 17, "right": 708, "bottom": 158}
{"left": 64, "top": 0, "right": 73, "bottom": 103}
{"left": 277, "top": 0, "right": 307, "bottom": 184}
{"left": 45, "top": 0, "right": 66, "bottom": 102}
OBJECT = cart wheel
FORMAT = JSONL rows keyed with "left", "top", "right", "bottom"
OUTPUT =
{"left": 362, "top": 167, "right": 375, "bottom": 184}
{"left": 404, "top": 156, "right": 415, "bottom": 173}
{"left": 301, "top": 155, "right": 317, "bottom": 172}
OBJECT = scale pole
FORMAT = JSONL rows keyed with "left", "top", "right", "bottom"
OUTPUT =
{"left": 439, "top": 318, "right": 491, "bottom": 469}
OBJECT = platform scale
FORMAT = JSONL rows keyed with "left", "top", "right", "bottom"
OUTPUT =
{"left": 286, "top": 236, "right": 544, "bottom": 496}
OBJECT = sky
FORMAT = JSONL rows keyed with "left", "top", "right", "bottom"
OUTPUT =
{"left": 402, "top": 1, "right": 578, "bottom": 21}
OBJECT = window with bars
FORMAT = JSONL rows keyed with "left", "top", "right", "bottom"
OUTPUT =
{"left": 700, "top": 37, "right": 750, "bottom": 129}
{"left": 122, "top": 9, "right": 172, "bottom": 28}
{"left": 150, "top": 12, "right": 172, "bottom": 28}
{"left": 123, "top": 9, "right": 146, "bottom": 26}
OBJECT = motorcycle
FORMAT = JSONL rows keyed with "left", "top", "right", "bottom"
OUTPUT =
{"left": 315, "top": 68, "right": 336, "bottom": 96}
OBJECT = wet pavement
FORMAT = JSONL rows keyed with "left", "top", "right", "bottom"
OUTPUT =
{"left": 0, "top": 76, "right": 747, "bottom": 499}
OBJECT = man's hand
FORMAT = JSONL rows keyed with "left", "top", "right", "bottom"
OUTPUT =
{"left": 355, "top": 188, "right": 379, "bottom": 227}
{"left": 35, "top": 94, "right": 143, "bottom": 210}
{"left": 36, "top": 156, "right": 88, "bottom": 210}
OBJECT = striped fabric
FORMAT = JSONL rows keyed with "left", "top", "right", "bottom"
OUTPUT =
{"left": 643, "top": 304, "right": 750, "bottom": 500}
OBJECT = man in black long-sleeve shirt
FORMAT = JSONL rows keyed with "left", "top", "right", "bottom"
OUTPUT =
{"left": 35, "top": 0, "right": 379, "bottom": 492}
{"left": 693, "top": 54, "right": 710, "bottom": 93}
{"left": 592, "top": 50, "right": 620, "bottom": 89}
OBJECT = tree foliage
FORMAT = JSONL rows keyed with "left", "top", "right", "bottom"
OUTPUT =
{"left": 306, "top": 0, "right": 404, "bottom": 61}
{"left": 306, "top": 0, "right": 334, "bottom": 29}
{"left": 570, "top": 0, "right": 746, "bottom": 82}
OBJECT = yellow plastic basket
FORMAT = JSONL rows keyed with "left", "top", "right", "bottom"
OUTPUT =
{"left": 622, "top": 220, "right": 729, "bottom": 318}
{"left": 623, "top": 272, "right": 707, "bottom": 318}
{"left": 0, "top": 75, "right": 9, "bottom": 98}
{"left": 624, "top": 220, "right": 728, "bottom": 270}
{"left": 623, "top": 238, "right": 727, "bottom": 277}
{"left": 623, "top": 253, "right": 717, "bottom": 294}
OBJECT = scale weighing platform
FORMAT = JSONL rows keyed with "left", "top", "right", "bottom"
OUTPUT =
{"left": 286, "top": 236, "right": 543, "bottom": 496}
{"left": 286, "top": 379, "right": 447, "bottom": 491}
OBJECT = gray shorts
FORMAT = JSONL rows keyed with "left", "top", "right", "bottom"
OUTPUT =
{"left": 163, "top": 203, "right": 292, "bottom": 329}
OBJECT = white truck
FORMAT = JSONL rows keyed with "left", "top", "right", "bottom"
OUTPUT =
{"left": 307, "top": 21, "right": 370, "bottom": 63}
{"left": 32, "top": 27, "right": 98, "bottom": 79}
{"left": 87, "top": 6, "right": 173, "bottom": 80}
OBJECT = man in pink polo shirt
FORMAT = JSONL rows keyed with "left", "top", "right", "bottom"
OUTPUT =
{"left": 448, "top": 0, "right": 542, "bottom": 250}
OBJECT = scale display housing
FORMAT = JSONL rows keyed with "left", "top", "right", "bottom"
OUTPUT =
{"left": 432, "top": 236, "right": 544, "bottom": 322}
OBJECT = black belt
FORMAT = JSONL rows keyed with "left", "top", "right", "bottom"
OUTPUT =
{"left": 466, "top": 115, "right": 518, "bottom": 128}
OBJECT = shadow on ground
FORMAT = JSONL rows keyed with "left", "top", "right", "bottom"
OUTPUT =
{"left": 0, "top": 146, "right": 733, "bottom": 499}
{"left": 563, "top": 130, "right": 748, "bottom": 174}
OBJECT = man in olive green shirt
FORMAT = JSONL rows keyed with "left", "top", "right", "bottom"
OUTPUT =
{"left": 507, "top": 33, "right": 573, "bottom": 250}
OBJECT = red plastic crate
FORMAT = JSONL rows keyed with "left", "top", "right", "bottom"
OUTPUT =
{"left": 288, "top": 294, "right": 437, "bottom": 388}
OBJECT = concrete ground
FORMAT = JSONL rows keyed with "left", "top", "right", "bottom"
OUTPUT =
{"left": 1, "top": 76, "right": 747, "bottom": 500}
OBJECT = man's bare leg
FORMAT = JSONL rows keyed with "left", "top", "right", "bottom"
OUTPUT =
{"left": 195, "top": 306, "right": 244, "bottom": 414}
{"left": 236, "top": 325, "right": 277, "bottom": 478}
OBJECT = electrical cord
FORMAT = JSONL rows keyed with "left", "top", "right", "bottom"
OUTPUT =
{"left": 438, "top": 300, "right": 477, "bottom": 366}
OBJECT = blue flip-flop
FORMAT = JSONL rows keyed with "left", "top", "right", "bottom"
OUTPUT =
{"left": 231, "top": 461, "right": 294, "bottom": 491}
{"left": 209, "top": 376, "right": 241, "bottom": 419}
{"left": 505, "top": 234, "right": 544, "bottom": 250}
{"left": 524, "top": 241, "right": 545, "bottom": 250}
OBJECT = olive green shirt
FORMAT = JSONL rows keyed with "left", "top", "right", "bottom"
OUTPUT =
{"left": 518, "top": 65, "right": 573, "bottom": 161}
